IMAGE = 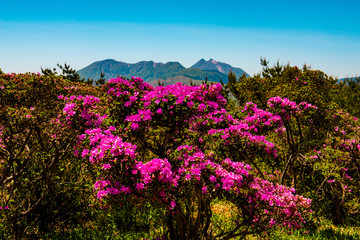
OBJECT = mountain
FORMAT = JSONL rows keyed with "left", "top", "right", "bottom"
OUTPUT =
{"left": 77, "top": 58, "right": 248, "bottom": 86}
{"left": 148, "top": 76, "right": 205, "bottom": 86}
{"left": 77, "top": 59, "right": 186, "bottom": 82}
{"left": 191, "top": 58, "right": 249, "bottom": 78}
{"left": 338, "top": 76, "right": 359, "bottom": 83}
{"left": 167, "top": 68, "right": 228, "bottom": 83}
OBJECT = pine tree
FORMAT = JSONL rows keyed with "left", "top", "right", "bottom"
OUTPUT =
{"left": 95, "top": 72, "right": 106, "bottom": 86}
{"left": 57, "top": 63, "right": 83, "bottom": 82}
{"left": 41, "top": 63, "right": 87, "bottom": 84}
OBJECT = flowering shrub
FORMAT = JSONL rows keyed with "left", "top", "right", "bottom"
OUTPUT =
{"left": 62, "top": 77, "right": 312, "bottom": 239}
{"left": 303, "top": 111, "right": 360, "bottom": 224}
{"left": 226, "top": 61, "right": 360, "bottom": 226}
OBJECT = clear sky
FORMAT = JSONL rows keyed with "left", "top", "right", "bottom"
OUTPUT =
{"left": 0, "top": 0, "right": 359, "bottom": 78}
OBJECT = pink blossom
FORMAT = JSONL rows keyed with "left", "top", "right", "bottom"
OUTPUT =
{"left": 202, "top": 185, "right": 208, "bottom": 194}
{"left": 170, "top": 200, "right": 176, "bottom": 210}
{"left": 102, "top": 164, "right": 111, "bottom": 170}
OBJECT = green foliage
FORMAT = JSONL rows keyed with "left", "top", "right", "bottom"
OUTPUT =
{"left": 333, "top": 77, "right": 360, "bottom": 117}
{"left": 227, "top": 58, "right": 336, "bottom": 109}
{"left": 0, "top": 73, "right": 101, "bottom": 238}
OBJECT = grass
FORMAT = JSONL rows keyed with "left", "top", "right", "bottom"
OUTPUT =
{"left": 3, "top": 200, "right": 358, "bottom": 239}
{"left": 39, "top": 222, "right": 359, "bottom": 240}
{"left": 209, "top": 200, "right": 360, "bottom": 240}
{"left": 271, "top": 225, "right": 360, "bottom": 240}
{"left": 10, "top": 219, "right": 358, "bottom": 240}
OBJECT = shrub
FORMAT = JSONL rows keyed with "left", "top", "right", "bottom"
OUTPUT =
{"left": 0, "top": 73, "right": 100, "bottom": 238}
{"left": 63, "top": 77, "right": 312, "bottom": 239}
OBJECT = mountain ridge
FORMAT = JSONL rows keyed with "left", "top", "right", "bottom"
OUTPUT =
{"left": 77, "top": 58, "right": 249, "bottom": 86}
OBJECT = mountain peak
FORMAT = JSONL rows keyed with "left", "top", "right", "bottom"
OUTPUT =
{"left": 196, "top": 58, "right": 206, "bottom": 64}
{"left": 191, "top": 58, "right": 249, "bottom": 78}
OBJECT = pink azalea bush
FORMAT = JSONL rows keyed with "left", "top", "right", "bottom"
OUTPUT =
{"left": 246, "top": 96, "right": 360, "bottom": 225}
{"left": 226, "top": 63, "right": 360, "bottom": 226}
{"left": 61, "top": 77, "right": 312, "bottom": 239}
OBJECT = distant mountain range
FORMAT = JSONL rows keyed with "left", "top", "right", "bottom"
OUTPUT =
{"left": 338, "top": 77, "right": 359, "bottom": 82}
{"left": 77, "top": 58, "right": 249, "bottom": 86}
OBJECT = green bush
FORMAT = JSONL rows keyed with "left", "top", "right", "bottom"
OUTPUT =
{"left": 0, "top": 73, "right": 101, "bottom": 238}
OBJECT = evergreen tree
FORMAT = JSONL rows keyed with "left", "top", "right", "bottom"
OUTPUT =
{"left": 157, "top": 79, "right": 165, "bottom": 86}
{"left": 41, "top": 63, "right": 89, "bottom": 84}
{"left": 95, "top": 72, "right": 106, "bottom": 86}
{"left": 57, "top": 63, "right": 83, "bottom": 82}
{"left": 333, "top": 77, "right": 360, "bottom": 117}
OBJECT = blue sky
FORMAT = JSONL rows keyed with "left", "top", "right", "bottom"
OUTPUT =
{"left": 0, "top": 0, "right": 359, "bottom": 78}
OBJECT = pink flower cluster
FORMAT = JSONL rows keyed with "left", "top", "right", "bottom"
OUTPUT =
{"left": 106, "top": 77, "right": 153, "bottom": 103}
{"left": 267, "top": 96, "right": 317, "bottom": 120}
{"left": 121, "top": 82, "right": 228, "bottom": 132}
{"left": 208, "top": 124, "right": 278, "bottom": 157}
{"left": 0, "top": 127, "right": 4, "bottom": 148}
{"left": 82, "top": 127, "right": 137, "bottom": 164}
{"left": 58, "top": 95, "right": 107, "bottom": 127}
{"left": 141, "top": 82, "right": 226, "bottom": 109}
{"left": 136, "top": 158, "right": 175, "bottom": 185}
{"left": 242, "top": 102, "right": 284, "bottom": 134}
{"left": 250, "top": 178, "right": 311, "bottom": 229}
{"left": 0, "top": 206, "right": 9, "bottom": 211}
